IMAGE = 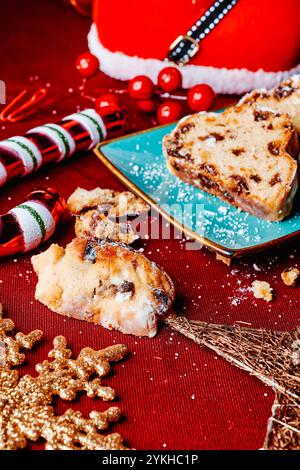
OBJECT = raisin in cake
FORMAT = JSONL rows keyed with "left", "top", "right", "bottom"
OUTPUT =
{"left": 240, "top": 75, "right": 300, "bottom": 134}
{"left": 163, "top": 103, "right": 299, "bottom": 221}
{"left": 32, "top": 238, "right": 175, "bottom": 337}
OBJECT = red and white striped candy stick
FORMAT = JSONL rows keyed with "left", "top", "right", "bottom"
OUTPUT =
{"left": 0, "top": 187, "right": 65, "bottom": 257}
{"left": 0, "top": 106, "right": 124, "bottom": 186}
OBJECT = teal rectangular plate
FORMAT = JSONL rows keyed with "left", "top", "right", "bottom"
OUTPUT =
{"left": 95, "top": 123, "right": 300, "bottom": 259}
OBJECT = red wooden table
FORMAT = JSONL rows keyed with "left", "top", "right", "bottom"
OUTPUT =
{"left": 0, "top": 0, "right": 299, "bottom": 450}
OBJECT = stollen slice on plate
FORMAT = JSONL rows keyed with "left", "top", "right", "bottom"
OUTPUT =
{"left": 163, "top": 103, "right": 299, "bottom": 221}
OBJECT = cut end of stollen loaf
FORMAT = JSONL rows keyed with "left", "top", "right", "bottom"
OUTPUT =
{"left": 239, "top": 74, "right": 300, "bottom": 135}
{"left": 163, "top": 103, "right": 299, "bottom": 222}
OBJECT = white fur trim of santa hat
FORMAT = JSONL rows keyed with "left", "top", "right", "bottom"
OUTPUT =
{"left": 88, "top": 24, "right": 300, "bottom": 95}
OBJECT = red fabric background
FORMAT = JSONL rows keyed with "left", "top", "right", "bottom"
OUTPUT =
{"left": 0, "top": 0, "right": 299, "bottom": 450}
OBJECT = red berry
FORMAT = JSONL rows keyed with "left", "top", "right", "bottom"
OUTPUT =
{"left": 128, "top": 75, "right": 154, "bottom": 100}
{"left": 187, "top": 84, "right": 215, "bottom": 112}
{"left": 95, "top": 93, "right": 120, "bottom": 109}
{"left": 76, "top": 52, "right": 99, "bottom": 78}
{"left": 157, "top": 101, "right": 182, "bottom": 125}
{"left": 158, "top": 67, "right": 182, "bottom": 92}
{"left": 137, "top": 99, "right": 156, "bottom": 113}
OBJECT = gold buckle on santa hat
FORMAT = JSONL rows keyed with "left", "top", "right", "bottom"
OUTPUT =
{"left": 167, "top": 0, "right": 239, "bottom": 65}
{"left": 168, "top": 35, "right": 199, "bottom": 65}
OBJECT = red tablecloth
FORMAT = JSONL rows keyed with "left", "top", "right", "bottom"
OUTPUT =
{"left": 0, "top": 0, "right": 299, "bottom": 451}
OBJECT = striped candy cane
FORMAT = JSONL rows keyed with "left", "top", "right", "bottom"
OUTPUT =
{"left": 0, "top": 106, "right": 124, "bottom": 187}
{"left": 0, "top": 187, "right": 65, "bottom": 256}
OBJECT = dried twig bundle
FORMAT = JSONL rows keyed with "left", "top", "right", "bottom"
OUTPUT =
{"left": 264, "top": 394, "right": 300, "bottom": 450}
{"left": 167, "top": 316, "right": 300, "bottom": 402}
{"left": 167, "top": 315, "right": 300, "bottom": 450}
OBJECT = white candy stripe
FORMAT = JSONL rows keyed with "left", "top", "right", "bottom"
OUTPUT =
{"left": 25, "top": 201, "right": 56, "bottom": 241}
{"left": 64, "top": 109, "right": 107, "bottom": 149}
{"left": 0, "top": 137, "right": 38, "bottom": 175}
{"left": 63, "top": 113, "right": 97, "bottom": 149}
{"left": 0, "top": 162, "right": 7, "bottom": 186}
{"left": 28, "top": 125, "right": 69, "bottom": 161}
{"left": 12, "top": 136, "right": 43, "bottom": 168}
{"left": 43, "top": 123, "right": 76, "bottom": 158}
{"left": 10, "top": 201, "right": 55, "bottom": 252}
{"left": 6, "top": 136, "right": 42, "bottom": 169}
{"left": 81, "top": 108, "right": 107, "bottom": 141}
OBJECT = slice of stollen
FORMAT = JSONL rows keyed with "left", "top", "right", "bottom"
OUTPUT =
{"left": 163, "top": 103, "right": 299, "bottom": 221}
{"left": 240, "top": 74, "right": 300, "bottom": 135}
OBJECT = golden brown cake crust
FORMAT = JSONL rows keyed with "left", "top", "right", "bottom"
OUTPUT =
{"left": 32, "top": 238, "right": 175, "bottom": 338}
{"left": 163, "top": 103, "right": 299, "bottom": 221}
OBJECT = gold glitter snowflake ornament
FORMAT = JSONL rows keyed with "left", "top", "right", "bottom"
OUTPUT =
{"left": 0, "top": 305, "right": 129, "bottom": 450}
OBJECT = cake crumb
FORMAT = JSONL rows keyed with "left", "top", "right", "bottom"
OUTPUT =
{"left": 251, "top": 280, "right": 273, "bottom": 302}
{"left": 281, "top": 267, "right": 300, "bottom": 286}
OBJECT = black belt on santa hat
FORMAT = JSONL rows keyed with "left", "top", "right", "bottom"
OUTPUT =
{"left": 167, "top": 0, "right": 239, "bottom": 66}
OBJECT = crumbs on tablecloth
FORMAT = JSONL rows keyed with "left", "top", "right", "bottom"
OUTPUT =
{"left": 251, "top": 280, "right": 273, "bottom": 302}
{"left": 281, "top": 267, "right": 300, "bottom": 286}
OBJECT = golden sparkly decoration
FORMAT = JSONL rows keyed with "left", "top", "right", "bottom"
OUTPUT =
{"left": 0, "top": 305, "right": 129, "bottom": 450}
{"left": 0, "top": 303, "right": 43, "bottom": 367}
{"left": 167, "top": 315, "right": 300, "bottom": 450}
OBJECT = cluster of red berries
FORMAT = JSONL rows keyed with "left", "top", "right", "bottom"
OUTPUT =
{"left": 127, "top": 69, "right": 215, "bottom": 124}
{"left": 75, "top": 52, "right": 215, "bottom": 125}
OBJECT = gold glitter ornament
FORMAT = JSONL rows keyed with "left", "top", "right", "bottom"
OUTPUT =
{"left": 0, "top": 304, "right": 43, "bottom": 367}
{"left": 0, "top": 307, "right": 129, "bottom": 450}
{"left": 35, "top": 336, "right": 127, "bottom": 402}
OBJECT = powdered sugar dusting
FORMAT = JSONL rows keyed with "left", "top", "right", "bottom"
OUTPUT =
{"left": 105, "top": 125, "right": 300, "bottom": 251}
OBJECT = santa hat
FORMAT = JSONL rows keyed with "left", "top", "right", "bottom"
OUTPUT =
{"left": 88, "top": 0, "right": 300, "bottom": 94}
